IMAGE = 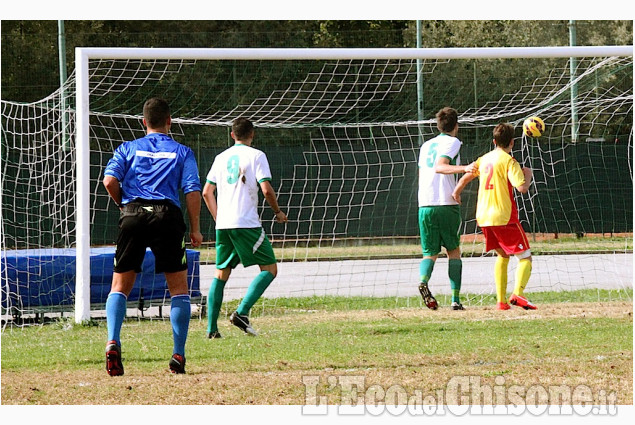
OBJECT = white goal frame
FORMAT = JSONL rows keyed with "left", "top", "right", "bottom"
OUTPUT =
{"left": 74, "top": 45, "right": 633, "bottom": 323}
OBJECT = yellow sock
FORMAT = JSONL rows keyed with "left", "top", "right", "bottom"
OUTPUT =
{"left": 494, "top": 256, "right": 509, "bottom": 303}
{"left": 513, "top": 258, "right": 532, "bottom": 296}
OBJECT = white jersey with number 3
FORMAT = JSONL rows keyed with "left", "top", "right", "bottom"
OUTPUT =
{"left": 206, "top": 143, "right": 272, "bottom": 229}
{"left": 418, "top": 134, "right": 462, "bottom": 207}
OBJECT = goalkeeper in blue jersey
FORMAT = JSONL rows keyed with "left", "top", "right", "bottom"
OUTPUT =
{"left": 102, "top": 97, "right": 203, "bottom": 376}
{"left": 202, "top": 118, "right": 287, "bottom": 338}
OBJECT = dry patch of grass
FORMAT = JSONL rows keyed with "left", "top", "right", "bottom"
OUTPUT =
{"left": 2, "top": 302, "right": 631, "bottom": 405}
{"left": 263, "top": 301, "right": 633, "bottom": 324}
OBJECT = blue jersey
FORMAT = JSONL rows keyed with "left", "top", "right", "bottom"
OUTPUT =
{"left": 104, "top": 133, "right": 201, "bottom": 208}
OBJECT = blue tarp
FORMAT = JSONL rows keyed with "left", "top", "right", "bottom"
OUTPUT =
{"left": 1, "top": 247, "right": 200, "bottom": 309}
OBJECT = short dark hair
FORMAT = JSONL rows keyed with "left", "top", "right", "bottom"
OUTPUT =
{"left": 232, "top": 117, "right": 255, "bottom": 140}
{"left": 436, "top": 107, "right": 458, "bottom": 133}
{"left": 143, "top": 97, "right": 170, "bottom": 128}
{"left": 493, "top": 123, "right": 515, "bottom": 148}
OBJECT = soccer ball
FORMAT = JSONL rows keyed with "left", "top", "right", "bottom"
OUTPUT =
{"left": 523, "top": 116, "right": 545, "bottom": 138}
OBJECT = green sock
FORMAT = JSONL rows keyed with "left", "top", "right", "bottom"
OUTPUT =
{"left": 419, "top": 259, "right": 435, "bottom": 285}
{"left": 207, "top": 278, "right": 226, "bottom": 333}
{"left": 236, "top": 271, "right": 275, "bottom": 316}
{"left": 448, "top": 259, "right": 462, "bottom": 303}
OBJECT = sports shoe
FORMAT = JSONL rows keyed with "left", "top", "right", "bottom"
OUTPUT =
{"left": 509, "top": 294, "right": 537, "bottom": 310}
{"left": 418, "top": 283, "right": 438, "bottom": 310}
{"left": 105, "top": 340, "right": 124, "bottom": 377}
{"left": 497, "top": 302, "right": 511, "bottom": 310}
{"left": 451, "top": 301, "right": 465, "bottom": 310}
{"left": 169, "top": 353, "right": 186, "bottom": 374}
{"left": 229, "top": 311, "right": 258, "bottom": 336}
{"left": 207, "top": 331, "right": 222, "bottom": 339}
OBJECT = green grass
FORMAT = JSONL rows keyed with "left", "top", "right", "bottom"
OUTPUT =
{"left": 2, "top": 304, "right": 631, "bottom": 375}
{"left": 1, "top": 289, "right": 632, "bottom": 404}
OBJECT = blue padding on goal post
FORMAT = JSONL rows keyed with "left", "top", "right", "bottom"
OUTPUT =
{"left": 1, "top": 248, "right": 201, "bottom": 309}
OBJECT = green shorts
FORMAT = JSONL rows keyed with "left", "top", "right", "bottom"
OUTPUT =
{"left": 418, "top": 205, "right": 461, "bottom": 256}
{"left": 215, "top": 227, "right": 277, "bottom": 269}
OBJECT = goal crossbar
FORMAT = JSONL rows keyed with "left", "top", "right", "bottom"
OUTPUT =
{"left": 76, "top": 46, "right": 633, "bottom": 60}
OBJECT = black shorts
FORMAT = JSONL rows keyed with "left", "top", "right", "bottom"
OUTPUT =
{"left": 114, "top": 199, "right": 187, "bottom": 274}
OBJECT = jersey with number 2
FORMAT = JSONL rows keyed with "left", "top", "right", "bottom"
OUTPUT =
{"left": 206, "top": 143, "right": 272, "bottom": 229}
{"left": 474, "top": 149, "right": 526, "bottom": 227}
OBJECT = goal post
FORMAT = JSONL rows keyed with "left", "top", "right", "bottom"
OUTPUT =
{"left": 3, "top": 45, "right": 631, "bottom": 325}
{"left": 75, "top": 51, "right": 90, "bottom": 324}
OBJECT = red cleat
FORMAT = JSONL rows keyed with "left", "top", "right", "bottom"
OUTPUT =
{"left": 497, "top": 302, "right": 511, "bottom": 310}
{"left": 509, "top": 294, "right": 537, "bottom": 310}
{"left": 106, "top": 340, "right": 124, "bottom": 376}
{"left": 169, "top": 353, "right": 186, "bottom": 374}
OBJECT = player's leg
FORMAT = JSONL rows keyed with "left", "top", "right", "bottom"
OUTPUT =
{"left": 230, "top": 263, "right": 276, "bottom": 336}
{"left": 237, "top": 262, "right": 277, "bottom": 317}
{"left": 229, "top": 228, "right": 277, "bottom": 335}
{"left": 509, "top": 250, "right": 536, "bottom": 310}
{"left": 511, "top": 224, "right": 533, "bottom": 302}
{"left": 208, "top": 267, "right": 231, "bottom": 338}
{"left": 513, "top": 253, "right": 532, "bottom": 297}
{"left": 208, "top": 229, "right": 239, "bottom": 338}
{"left": 106, "top": 270, "right": 137, "bottom": 377}
{"left": 440, "top": 205, "right": 463, "bottom": 310}
{"left": 482, "top": 226, "right": 511, "bottom": 310}
{"left": 446, "top": 247, "right": 464, "bottom": 310}
{"left": 494, "top": 249, "right": 510, "bottom": 310}
{"left": 165, "top": 270, "right": 190, "bottom": 373}
{"left": 150, "top": 203, "right": 191, "bottom": 372}
{"left": 494, "top": 223, "right": 536, "bottom": 310}
{"left": 419, "top": 255, "right": 438, "bottom": 310}
{"left": 106, "top": 205, "right": 146, "bottom": 376}
{"left": 418, "top": 207, "right": 439, "bottom": 310}
{"left": 106, "top": 271, "right": 137, "bottom": 345}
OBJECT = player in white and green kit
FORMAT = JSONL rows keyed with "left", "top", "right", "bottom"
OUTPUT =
{"left": 417, "top": 107, "right": 475, "bottom": 310}
{"left": 203, "top": 118, "right": 287, "bottom": 337}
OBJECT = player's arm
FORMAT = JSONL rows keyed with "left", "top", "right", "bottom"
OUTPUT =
{"left": 103, "top": 145, "right": 127, "bottom": 209}
{"left": 515, "top": 167, "right": 533, "bottom": 194}
{"left": 259, "top": 180, "right": 288, "bottom": 223}
{"left": 202, "top": 181, "right": 218, "bottom": 221}
{"left": 452, "top": 172, "right": 478, "bottom": 204}
{"left": 185, "top": 190, "right": 203, "bottom": 247}
{"left": 434, "top": 156, "right": 476, "bottom": 175}
{"left": 103, "top": 175, "right": 123, "bottom": 209}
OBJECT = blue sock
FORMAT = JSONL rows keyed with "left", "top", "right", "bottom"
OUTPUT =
{"left": 170, "top": 295, "right": 191, "bottom": 357}
{"left": 106, "top": 292, "right": 127, "bottom": 346}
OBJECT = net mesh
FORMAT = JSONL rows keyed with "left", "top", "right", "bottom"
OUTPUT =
{"left": 1, "top": 53, "right": 632, "bottom": 324}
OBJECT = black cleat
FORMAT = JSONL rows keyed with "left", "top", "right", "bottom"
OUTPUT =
{"left": 229, "top": 311, "right": 258, "bottom": 336}
{"left": 207, "top": 331, "right": 222, "bottom": 339}
{"left": 106, "top": 340, "right": 124, "bottom": 377}
{"left": 418, "top": 283, "right": 438, "bottom": 310}
{"left": 169, "top": 353, "right": 186, "bottom": 374}
{"left": 451, "top": 302, "right": 465, "bottom": 311}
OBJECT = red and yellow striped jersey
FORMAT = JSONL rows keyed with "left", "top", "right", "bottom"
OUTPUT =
{"left": 474, "top": 149, "right": 526, "bottom": 227}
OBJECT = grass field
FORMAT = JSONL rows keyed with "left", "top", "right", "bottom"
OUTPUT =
{"left": 1, "top": 290, "right": 632, "bottom": 406}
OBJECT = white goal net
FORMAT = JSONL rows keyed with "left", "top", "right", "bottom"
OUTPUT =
{"left": 1, "top": 47, "right": 632, "bottom": 325}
